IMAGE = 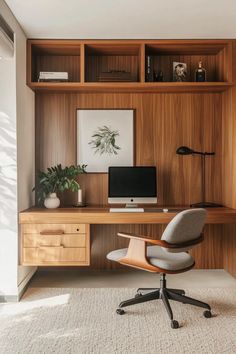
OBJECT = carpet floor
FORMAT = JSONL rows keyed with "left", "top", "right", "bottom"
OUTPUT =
{"left": 0, "top": 287, "right": 236, "bottom": 354}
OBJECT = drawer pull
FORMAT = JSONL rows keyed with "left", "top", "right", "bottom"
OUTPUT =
{"left": 40, "top": 230, "right": 64, "bottom": 235}
{"left": 38, "top": 245, "right": 64, "bottom": 249}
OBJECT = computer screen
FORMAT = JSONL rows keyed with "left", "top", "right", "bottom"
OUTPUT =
{"left": 108, "top": 166, "right": 157, "bottom": 205}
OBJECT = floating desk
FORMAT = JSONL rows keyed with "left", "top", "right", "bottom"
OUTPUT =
{"left": 19, "top": 206, "right": 236, "bottom": 276}
{"left": 19, "top": 206, "right": 236, "bottom": 224}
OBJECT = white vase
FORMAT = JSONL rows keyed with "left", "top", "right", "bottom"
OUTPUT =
{"left": 44, "top": 193, "right": 60, "bottom": 209}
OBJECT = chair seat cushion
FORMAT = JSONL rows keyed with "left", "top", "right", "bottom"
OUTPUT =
{"left": 107, "top": 246, "right": 194, "bottom": 271}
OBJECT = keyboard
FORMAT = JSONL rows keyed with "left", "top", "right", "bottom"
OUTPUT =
{"left": 109, "top": 208, "right": 144, "bottom": 213}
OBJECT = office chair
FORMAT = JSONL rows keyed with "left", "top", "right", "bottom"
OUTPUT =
{"left": 107, "top": 209, "right": 212, "bottom": 329}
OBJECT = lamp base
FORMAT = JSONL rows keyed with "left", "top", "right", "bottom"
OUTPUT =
{"left": 190, "top": 202, "right": 223, "bottom": 208}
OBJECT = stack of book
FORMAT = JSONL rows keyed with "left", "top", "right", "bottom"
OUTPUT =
{"left": 38, "top": 72, "right": 69, "bottom": 82}
{"left": 97, "top": 70, "right": 136, "bottom": 82}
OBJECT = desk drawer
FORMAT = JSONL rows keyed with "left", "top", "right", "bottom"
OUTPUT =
{"left": 23, "top": 233, "right": 86, "bottom": 248}
{"left": 23, "top": 247, "right": 87, "bottom": 264}
{"left": 23, "top": 224, "right": 86, "bottom": 234}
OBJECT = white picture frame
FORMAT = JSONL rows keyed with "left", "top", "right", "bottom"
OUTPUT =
{"left": 77, "top": 109, "right": 134, "bottom": 173}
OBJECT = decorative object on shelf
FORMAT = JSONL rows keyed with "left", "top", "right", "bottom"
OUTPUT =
{"left": 154, "top": 70, "right": 164, "bottom": 82}
{"left": 38, "top": 71, "right": 69, "bottom": 82}
{"left": 33, "top": 164, "right": 87, "bottom": 208}
{"left": 44, "top": 192, "right": 60, "bottom": 209}
{"left": 195, "top": 61, "right": 206, "bottom": 82}
{"left": 146, "top": 55, "right": 153, "bottom": 82}
{"left": 77, "top": 109, "right": 134, "bottom": 172}
{"left": 173, "top": 62, "right": 187, "bottom": 82}
{"left": 97, "top": 70, "right": 136, "bottom": 82}
{"left": 176, "top": 146, "right": 222, "bottom": 207}
{"left": 74, "top": 188, "right": 86, "bottom": 207}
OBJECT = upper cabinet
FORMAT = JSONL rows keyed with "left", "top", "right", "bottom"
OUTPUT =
{"left": 27, "top": 39, "right": 233, "bottom": 93}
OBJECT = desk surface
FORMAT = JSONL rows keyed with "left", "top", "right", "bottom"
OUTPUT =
{"left": 19, "top": 206, "right": 236, "bottom": 224}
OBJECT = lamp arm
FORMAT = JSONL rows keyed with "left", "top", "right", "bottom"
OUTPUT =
{"left": 192, "top": 151, "right": 215, "bottom": 156}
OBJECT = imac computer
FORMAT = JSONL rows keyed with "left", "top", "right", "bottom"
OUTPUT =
{"left": 108, "top": 166, "right": 157, "bottom": 212}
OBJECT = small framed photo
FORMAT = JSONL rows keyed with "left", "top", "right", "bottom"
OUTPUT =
{"left": 77, "top": 109, "right": 134, "bottom": 173}
{"left": 173, "top": 62, "right": 187, "bottom": 82}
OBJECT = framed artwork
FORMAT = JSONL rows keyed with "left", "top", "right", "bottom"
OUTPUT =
{"left": 77, "top": 109, "right": 134, "bottom": 172}
{"left": 173, "top": 61, "right": 187, "bottom": 82}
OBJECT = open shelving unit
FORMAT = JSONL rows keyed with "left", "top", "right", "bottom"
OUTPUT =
{"left": 27, "top": 39, "right": 233, "bottom": 93}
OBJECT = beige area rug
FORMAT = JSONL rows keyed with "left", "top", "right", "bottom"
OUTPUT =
{"left": 0, "top": 288, "right": 236, "bottom": 354}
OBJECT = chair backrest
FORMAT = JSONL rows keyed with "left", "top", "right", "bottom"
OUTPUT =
{"left": 161, "top": 208, "right": 206, "bottom": 253}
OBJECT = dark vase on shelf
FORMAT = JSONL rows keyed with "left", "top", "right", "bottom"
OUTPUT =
{"left": 154, "top": 70, "right": 164, "bottom": 82}
{"left": 195, "top": 61, "right": 206, "bottom": 82}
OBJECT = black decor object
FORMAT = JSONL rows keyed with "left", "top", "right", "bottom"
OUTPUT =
{"left": 176, "top": 145, "right": 222, "bottom": 208}
{"left": 195, "top": 61, "right": 206, "bottom": 82}
{"left": 146, "top": 56, "right": 153, "bottom": 82}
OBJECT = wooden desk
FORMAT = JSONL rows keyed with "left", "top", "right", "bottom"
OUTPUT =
{"left": 19, "top": 206, "right": 236, "bottom": 277}
{"left": 19, "top": 206, "right": 236, "bottom": 224}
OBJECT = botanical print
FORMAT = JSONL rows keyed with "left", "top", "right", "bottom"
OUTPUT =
{"left": 77, "top": 109, "right": 134, "bottom": 172}
{"left": 89, "top": 125, "right": 121, "bottom": 155}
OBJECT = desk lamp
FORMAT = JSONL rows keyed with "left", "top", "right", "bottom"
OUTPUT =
{"left": 176, "top": 146, "right": 222, "bottom": 207}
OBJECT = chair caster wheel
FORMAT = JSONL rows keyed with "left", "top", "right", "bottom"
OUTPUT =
{"left": 135, "top": 293, "right": 142, "bottom": 298}
{"left": 171, "top": 320, "right": 179, "bottom": 329}
{"left": 203, "top": 310, "right": 212, "bottom": 318}
{"left": 116, "top": 308, "right": 125, "bottom": 315}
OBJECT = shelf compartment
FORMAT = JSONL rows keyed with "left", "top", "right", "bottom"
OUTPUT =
{"left": 85, "top": 43, "right": 141, "bottom": 83}
{"left": 145, "top": 41, "right": 232, "bottom": 83}
{"left": 29, "top": 40, "right": 81, "bottom": 83}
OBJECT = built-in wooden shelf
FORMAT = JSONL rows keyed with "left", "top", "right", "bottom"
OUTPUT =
{"left": 28, "top": 81, "right": 232, "bottom": 93}
{"left": 27, "top": 39, "right": 233, "bottom": 93}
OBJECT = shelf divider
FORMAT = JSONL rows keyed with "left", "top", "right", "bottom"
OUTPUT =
{"left": 140, "top": 43, "right": 145, "bottom": 83}
{"left": 80, "top": 43, "right": 85, "bottom": 83}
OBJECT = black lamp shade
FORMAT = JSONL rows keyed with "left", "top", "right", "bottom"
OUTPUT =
{"left": 176, "top": 146, "right": 194, "bottom": 155}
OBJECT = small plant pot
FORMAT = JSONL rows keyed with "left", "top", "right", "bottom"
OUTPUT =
{"left": 44, "top": 193, "right": 60, "bottom": 209}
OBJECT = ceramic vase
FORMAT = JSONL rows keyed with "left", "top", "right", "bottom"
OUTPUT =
{"left": 44, "top": 192, "right": 60, "bottom": 209}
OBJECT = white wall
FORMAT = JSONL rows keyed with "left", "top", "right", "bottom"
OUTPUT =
{"left": 0, "top": 0, "right": 35, "bottom": 300}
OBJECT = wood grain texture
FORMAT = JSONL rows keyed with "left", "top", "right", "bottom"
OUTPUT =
{"left": 21, "top": 223, "right": 90, "bottom": 266}
{"left": 222, "top": 40, "right": 236, "bottom": 209}
{"left": 35, "top": 92, "right": 223, "bottom": 207}
{"left": 223, "top": 224, "right": 236, "bottom": 277}
{"left": 221, "top": 41, "right": 236, "bottom": 277}
{"left": 85, "top": 55, "right": 139, "bottom": 82}
{"left": 30, "top": 39, "right": 236, "bottom": 272}
{"left": 28, "top": 39, "right": 233, "bottom": 92}
{"left": 19, "top": 208, "right": 230, "bottom": 270}
{"left": 19, "top": 207, "right": 236, "bottom": 225}
{"left": 28, "top": 82, "right": 232, "bottom": 93}
{"left": 34, "top": 55, "right": 80, "bottom": 82}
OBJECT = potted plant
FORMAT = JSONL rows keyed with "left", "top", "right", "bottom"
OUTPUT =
{"left": 33, "top": 164, "right": 87, "bottom": 208}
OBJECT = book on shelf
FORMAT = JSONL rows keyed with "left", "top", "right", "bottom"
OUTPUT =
{"left": 97, "top": 70, "right": 137, "bottom": 82}
{"left": 145, "top": 56, "right": 154, "bottom": 82}
{"left": 38, "top": 79, "right": 69, "bottom": 82}
{"left": 38, "top": 71, "right": 69, "bottom": 82}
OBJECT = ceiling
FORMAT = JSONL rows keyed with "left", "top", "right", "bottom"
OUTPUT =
{"left": 5, "top": 0, "right": 236, "bottom": 39}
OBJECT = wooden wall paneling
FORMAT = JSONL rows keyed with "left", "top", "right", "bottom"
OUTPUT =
{"left": 35, "top": 55, "right": 80, "bottom": 82}
{"left": 151, "top": 54, "right": 217, "bottom": 83}
{"left": 85, "top": 55, "right": 139, "bottom": 82}
{"left": 35, "top": 89, "right": 224, "bottom": 270}
{"left": 222, "top": 40, "right": 236, "bottom": 209}
{"left": 36, "top": 92, "right": 223, "bottom": 207}
{"left": 139, "top": 43, "right": 145, "bottom": 82}
{"left": 223, "top": 224, "right": 236, "bottom": 277}
{"left": 221, "top": 41, "right": 236, "bottom": 276}
{"left": 190, "top": 225, "right": 223, "bottom": 269}
{"left": 80, "top": 43, "right": 85, "bottom": 83}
